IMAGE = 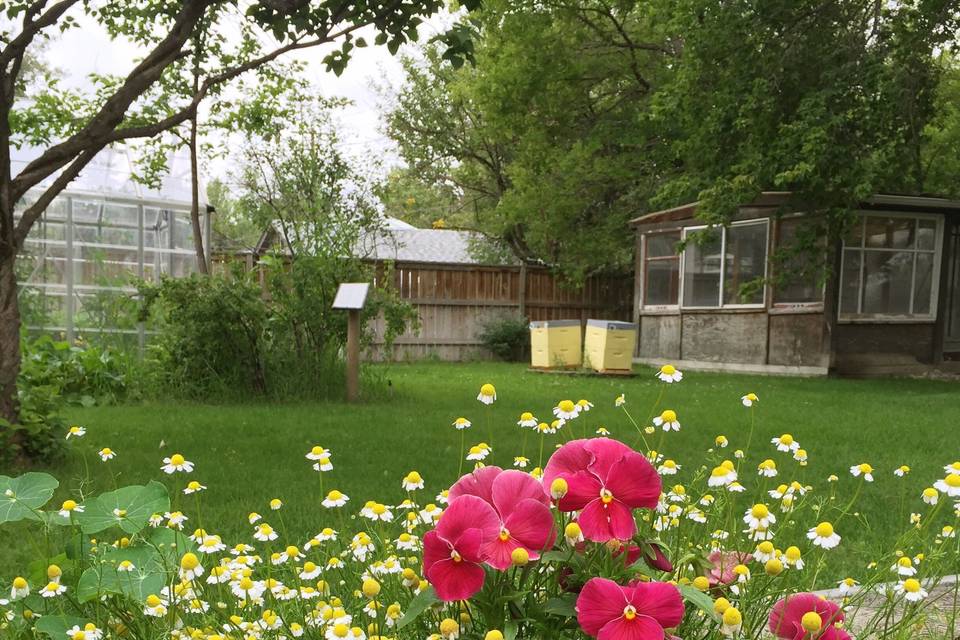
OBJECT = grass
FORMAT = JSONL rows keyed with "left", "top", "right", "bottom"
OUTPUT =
{"left": 2, "top": 361, "right": 958, "bottom": 581}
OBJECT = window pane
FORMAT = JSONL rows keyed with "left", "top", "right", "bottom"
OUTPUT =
{"left": 646, "top": 232, "right": 679, "bottom": 258}
{"left": 645, "top": 259, "right": 679, "bottom": 305}
{"left": 864, "top": 216, "right": 915, "bottom": 249}
{"left": 917, "top": 219, "right": 936, "bottom": 251}
{"left": 840, "top": 250, "right": 861, "bottom": 314}
{"left": 913, "top": 253, "right": 933, "bottom": 315}
{"left": 724, "top": 223, "right": 767, "bottom": 305}
{"left": 862, "top": 250, "right": 913, "bottom": 314}
{"left": 774, "top": 219, "right": 823, "bottom": 303}
{"left": 682, "top": 231, "right": 721, "bottom": 307}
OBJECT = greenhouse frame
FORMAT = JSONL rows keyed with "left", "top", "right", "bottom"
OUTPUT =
{"left": 14, "top": 147, "right": 211, "bottom": 348}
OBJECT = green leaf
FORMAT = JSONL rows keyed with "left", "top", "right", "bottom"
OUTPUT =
{"left": 397, "top": 586, "right": 438, "bottom": 629}
{"left": 79, "top": 545, "right": 172, "bottom": 603}
{"left": 678, "top": 583, "right": 716, "bottom": 618}
{"left": 75, "top": 481, "right": 169, "bottom": 535}
{"left": 34, "top": 615, "right": 87, "bottom": 639}
{"left": 504, "top": 619, "right": 519, "bottom": 640}
{"left": 542, "top": 594, "right": 577, "bottom": 617}
{"left": 0, "top": 472, "right": 59, "bottom": 523}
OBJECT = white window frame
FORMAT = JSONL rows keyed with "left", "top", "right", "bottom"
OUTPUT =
{"left": 641, "top": 230, "right": 682, "bottom": 311}
{"left": 838, "top": 211, "right": 943, "bottom": 323}
{"left": 680, "top": 219, "right": 769, "bottom": 310}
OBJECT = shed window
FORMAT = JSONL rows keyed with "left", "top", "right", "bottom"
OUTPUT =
{"left": 773, "top": 218, "right": 824, "bottom": 304}
{"left": 839, "top": 214, "right": 940, "bottom": 319}
{"left": 643, "top": 232, "right": 680, "bottom": 306}
{"left": 681, "top": 220, "right": 768, "bottom": 308}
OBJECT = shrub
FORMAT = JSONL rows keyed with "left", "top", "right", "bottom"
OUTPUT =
{"left": 478, "top": 314, "right": 530, "bottom": 361}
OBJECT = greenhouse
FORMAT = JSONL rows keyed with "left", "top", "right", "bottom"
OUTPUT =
{"left": 13, "top": 146, "right": 211, "bottom": 348}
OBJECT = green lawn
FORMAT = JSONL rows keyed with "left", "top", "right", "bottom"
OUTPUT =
{"left": 2, "top": 362, "right": 958, "bottom": 580}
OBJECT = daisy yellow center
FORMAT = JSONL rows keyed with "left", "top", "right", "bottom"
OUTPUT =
{"left": 660, "top": 365, "right": 676, "bottom": 375}
{"left": 327, "top": 490, "right": 343, "bottom": 500}
{"left": 311, "top": 446, "right": 323, "bottom": 456}
{"left": 779, "top": 435, "right": 793, "bottom": 445}
{"left": 859, "top": 463, "right": 873, "bottom": 473}
{"left": 815, "top": 522, "right": 834, "bottom": 537}
{"left": 72, "top": 632, "right": 85, "bottom": 640}
{"left": 480, "top": 384, "right": 495, "bottom": 396}
{"left": 69, "top": 426, "right": 82, "bottom": 434}
{"left": 723, "top": 607, "right": 742, "bottom": 626}
{"left": 187, "top": 481, "right": 201, "bottom": 491}
{"left": 757, "top": 541, "right": 774, "bottom": 554}
{"left": 945, "top": 474, "right": 960, "bottom": 488}
{"left": 520, "top": 412, "right": 533, "bottom": 421}
{"left": 62, "top": 500, "right": 77, "bottom": 511}
{"left": 751, "top": 504, "right": 769, "bottom": 519}
{"left": 101, "top": 448, "right": 112, "bottom": 455}
{"left": 923, "top": 488, "right": 937, "bottom": 498}
{"left": 711, "top": 466, "right": 728, "bottom": 477}
{"left": 623, "top": 605, "right": 637, "bottom": 620}
{"left": 13, "top": 577, "right": 27, "bottom": 589}
{"left": 661, "top": 410, "right": 676, "bottom": 422}
{"left": 45, "top": 581, "right": 59, "bottom": 592}
{"left": 721, "top": 460, "right": 735, "bottom": 471}
{"left": 600, "top": 488, "right": 614, "bottom": 504}
{"left": 903, "top": 578, "right": 921, "bottom": 592}
{"left": 559, "top": 400, "right": 575, "bottom": 412}
{"left": 800, "top": 612, "right": 822, "bottom": 632}
{"left": 180, "top": 553, "right": 200, "bottom": 570}
{"left": 786, "top": 546, "right": 801, "bottom": 561}
{"left": 239, "top": 577, "right": 254, "bottom": 590}
{"left": 170, "top": 454, "right": 185, "bottom": 466}
{"left": 746, "top": 393, "right": 757, "bottom": 401}
{"left": 898, "top": 557, "right": 912, "bottom": 567}
{"left": 373, "top": 504, "right": 386, "bottom": 515}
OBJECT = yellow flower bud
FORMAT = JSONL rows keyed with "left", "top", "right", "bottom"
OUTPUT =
{"left": 511, "top": 547, "right": 529, "bottom": 566}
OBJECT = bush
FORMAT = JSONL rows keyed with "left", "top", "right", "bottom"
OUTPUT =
{"left": 478, "top": 314, "right": 530, "bottom": 361}
{"left": 138, "top": 259, "right": 417, "bottom": 400}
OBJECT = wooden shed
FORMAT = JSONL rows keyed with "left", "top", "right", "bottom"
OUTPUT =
{"left": 630, "top": 192, "right": 960, "bottom": 376}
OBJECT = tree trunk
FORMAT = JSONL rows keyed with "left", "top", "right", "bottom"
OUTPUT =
{"left": 0, "top": 246, "right": 21, "bottom": 426}
{"left": 189, "top": 112, "right": 208, "bottom": 275}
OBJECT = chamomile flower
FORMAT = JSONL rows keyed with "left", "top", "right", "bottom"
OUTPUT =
{"left": 895, "top": 465, "right": 911, "bottom": 477}
{"left": 739, "top": 392, "right": 759, "bottom": 408}
{"left": 161, "top": 453, "right": 194, "bottom": 474}
{"left": 143, "top": 594, "right": 167, "bottom": 617}
{"left": 179, "top": 553, "right": 204, "bottom": 581}
{"left": 65, "top": 624, "right": 102, "bottom": 640}
{"left": 933, "top": 474, "right": 960, "bottom": 498}
{"left": 595, "top": 426, "right": 610, "bottom": 436}
{"left": 922, "top": 487, "right": 939, "bottom": 505}
{"left": 183, "top": 481, "right": 206, "bottom": 495}
{"left": 656, "top": 364, "right": 683, "bottom": 383}
{"left": 653, "top": 409, "right": 680, "bottom": 432}
{"left": 322, "top": 490, "right": 349, "bottom": 508}
{"left": 753, "top": 541, "right": 776, "bottom": 563}
{"left": 395, "top": 533, "right": 420, "bottom": 551}
{"left": 253, "top": 523, "right": 278, "bottom": 541}
{"left": 757, "top": 459, "right": 778, "bottom": 477}
{"left": 9, "top": 577, "right": 28, "bottom": 600}
{"left": 513, "top": 456, "right": 530, "bottom": 468}
{"left": 66, "top": 425, "right": 86, "bottom": 439}
{"left": 198, "top": 535, "right": 226, "bottom": 554}
{"left": 452, "top": 417, "right": 471, "bottom": 430}
{"left": 941, "top": 525, "right": 955, "bottom": 538}
{"left": 658, "top": 459, "right": 680, "bottom": 475}
{"left": 315, "top": 527, "right": 338, "bottom": 542}
{"left": 553, "top": 400, "right": 579, "bottom": 420}
{"left": 269, "top": 498, "right": 283, "bottom": 511}
{"left": 744, "top": 504, "right": 776, "bottom": 530}
{"left": 837, "top": 577, "right": 859, "bottom": 596}
{"left": 40, "top": 581, "right": 66, "bottom": 598}
{"left": 466, "top": 445, "right": 490, "bottom": 461}
{"left": 58, "top": 499, "right": 84, "bottom": 518}
{"left": 306, "top": 445, "right": 329, "bottom": 461}
{"left": 615, "top": 393, "right": 626, "bottom": 407}
{"left": 895, "top": 578, "right": 928, "bottom": 602}
{"left": 97, "top": 447, "right": 115, "bottom": 461}
{"left": 772, "top": 434, "right": 799, "bottom": 453}
{"left": 892, "top": 556, "right": 916, "bottom": 576}
{"left": 793, "top": 449, "right": 808, "bottom": 465}
{"left": 715, "top": 435, "right": 729, "bottom": 448}
{"left": 517, "top": 412, "right": 537, "bottom": 428}
{"left": 402, "top": 471, "right": 424, "bottom": 491}
{"left": 850, "top": 463, "right": 874, "bottom": 482}
{"left": 708, "top": 461, "right": 738, "bottom": 487}
{"left": 300, "top": 561, "right": 322, "bottom": 580}
{"left": 783, "top": 546, "right": 804, "bottom": 569}
{"left": 164, "top": 511, "right": 187, "bottom": 528}
{"left": 477, "top": 383, "right": 496, "bottom": 405}
{"left": 576, "top": 399, "right": 593, "bottom": 412}
{"left": 807, "top": 521, "right": 841, "bottom": 549}
{"left": 361, "top": 502, "right": 393, "bottom": 522}
{"left": 313, "top": 456, "right": 333, "bottom": 472}
{"left": 944, "top": 461, "right": 960, "bottom": 475}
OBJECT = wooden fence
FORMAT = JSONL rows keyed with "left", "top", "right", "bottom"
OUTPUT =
{"left": 369, "top": 262, "right": 633, "bottom": 361}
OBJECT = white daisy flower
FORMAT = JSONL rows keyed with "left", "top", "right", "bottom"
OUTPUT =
{"left": 771, "top": 434, "right": 799, "bottom": 453}
{"left": 656, "top": 364, "right": 682, "bottom": 383}
{"left": 65, "top": 425, "right": 86, "bottom": 439}
{"left": 253, "top": 523, "right": 278, "bottom": 541}
{"left": 401, "top": 472, "right": 424, "bottom": 491}
{"left": 850, "top": 463, "right": 874, "bottom": 482}
{"left": 58, "top": 500, "right": 84, "bottom": 518}
{"left": 807, "top": 522, "right": 841, "bottom": 549}
{"left": 322, "top": 490, "right": 349, "bottom": 508}
{"left": 452, "top": 417, "right": 472, "bottom": 430}
{"left": 892, "top": 556, "right": 916, "bottom": 576}
{"left": 895, "top": 578, "right": 928, "bottom": 602}
{"left": 933, "top": 474, "right": 960, "bottom": 498}
{"left": 477, "top": 383, "right": 496, "bottom": 405}
{"left": 741, "top": 393, "right": 758, "bottom": 407}
{"left": 657, "top": 459, "right": 680, "bottom": 475}
{"left": 183, "top": 481, "right": 206, "bottom": 495}
{"left": 837, "top": 577, "right": 859, "bottom": 596}
{"left": 757, "top": 460, "right": 778, "bottom": 477}
{"left": 306, "top": 445, "right": 329, "bottom": 461}
{"left": 553, "top": 400, "right": 579, "bottom": 420}
{"left": 40, "top": 581, "right": 66, "bottom": 598}
{"left": 161, "top": 453, "right": 194, "bottom": 474}
{"left": 652, "top": 409, "right": 680, "bottom": 432}
{"left": 516, "top": 412, "right": 538, "bottom": 428}
{"left": 97, "top": 447, "right": 116, "bottom": 461}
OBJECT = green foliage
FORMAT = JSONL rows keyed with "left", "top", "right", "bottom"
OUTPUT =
{"left": 478, "top": 314, "right": 530, "bottom": 362}
{"left": 0, "top": 472, "right": 58, "bottom": 524}
{"left": 20, "top": 335, "right": 134, "bottom": 406}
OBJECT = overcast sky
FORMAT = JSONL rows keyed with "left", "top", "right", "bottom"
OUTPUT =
{"left": 41, "top": 6, "right": 456, "bottom": 183}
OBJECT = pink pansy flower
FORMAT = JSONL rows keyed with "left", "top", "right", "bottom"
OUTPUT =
{"left": 769, "top": 593, "right": 850, "bottom": 640}
{"left": 543, "top": 438, "right": 661, "bottom": 542}
{"left": 422, "top": 494, "right": 499, "bottom": 601}
{"left": 577, "top": 577, "right": 684, "bottom": 640}
{"left": 708, "top": 550, "right": 753, "bottom": 586}
{"left": 449, "top": 466, "right": 556, "bottom": 570}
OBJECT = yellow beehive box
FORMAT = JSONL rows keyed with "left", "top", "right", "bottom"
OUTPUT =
{"left": 584, "top": 319, "right": 637, "bottom": 372}
{"left": 529, "top": 320, "right": 582, "bottom": 368}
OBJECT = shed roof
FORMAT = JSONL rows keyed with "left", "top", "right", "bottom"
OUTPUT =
{"left": 366, "top": 228, "right": 489, "bottom": 264}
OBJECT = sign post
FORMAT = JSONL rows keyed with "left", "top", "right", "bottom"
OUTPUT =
{"left": 332, "top": 283, "right": 370, "bottom": 402}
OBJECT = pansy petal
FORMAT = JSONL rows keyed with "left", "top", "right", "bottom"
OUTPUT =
{"left": 426, "top": 558, "right": 486, "bottom": 602}
{"left": 578, "top": 499, "right": 636, "bottom": 542}
{"left": 576, "top": 577, "right": 630, "bottom": 636}
{"left": 422, "top": 530, "right": 450, "bottom": 575}
{"left": 453, "top": 527, "right": 486, "bottom": 564}
{"left": 503, "top": 498, "right": 556, "bottom": 552}
{"left": 603, "top": 450, "right": 662, "bottom": 509}
{"left": 544, "top": 440, "right": 594, "bottom": 487}
{"left": 436, "top": 495, "right": 500, "bottom": 546}
{"left": 558, "top": 470, "right": 602, "bottom": 511}
{"left": 482, "top": 537, "right": 519, "bottom": 571}
{"left": 492, "top": 469, "right": 551, "bottom": 516}
{"left": 449, "top": 466, "right": 502, "bottom": 506}
{"left": 627, "top": 582, "right": 684, "bottom": 628}
{"left": 583, "top": 438, "right": 633, "bottom": 483}
{"left": 597, "top": 615, "right": 664, "bottom": 640}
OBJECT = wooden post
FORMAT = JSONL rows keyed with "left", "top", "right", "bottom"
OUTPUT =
{"left": 346, "top": 309, "right": 360, "bottom": 402}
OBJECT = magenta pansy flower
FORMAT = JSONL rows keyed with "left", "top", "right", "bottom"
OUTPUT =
{"left": 769, "top": 593, "right": 849, "bottom": 640}
{"left": 576, "top": 577, "right": 684, "bottom": 640}
{"left": 543, "top": 438, "right": 661, "bottom": 542}
{"left": 422, "top": 494, "right": 499, "bottom": 601}
{"left": 449, "top": 466, "right": 556, "bottom": 570}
